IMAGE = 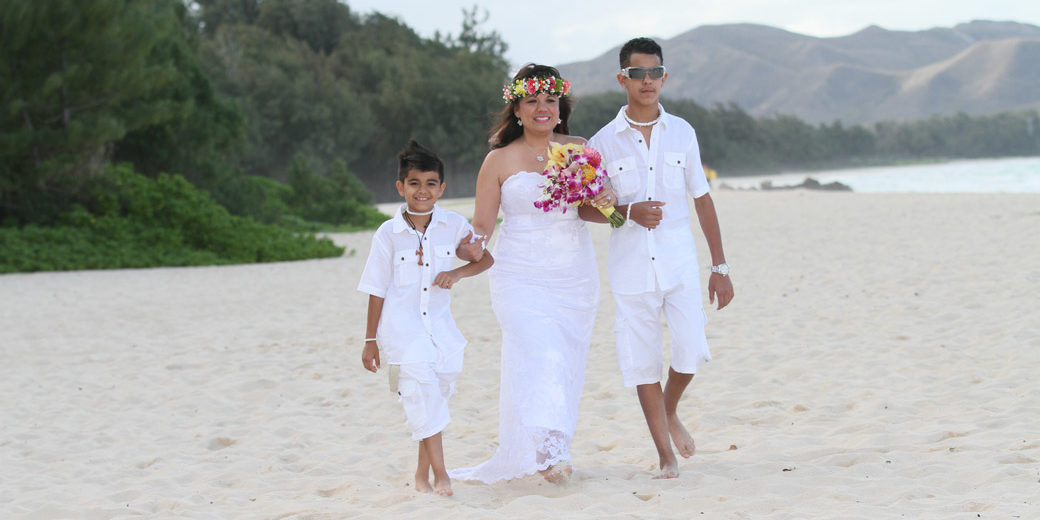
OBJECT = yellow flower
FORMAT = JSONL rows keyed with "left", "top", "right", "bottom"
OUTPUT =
{"left": 548, "top": 143, "right": 569, "bottom": 166}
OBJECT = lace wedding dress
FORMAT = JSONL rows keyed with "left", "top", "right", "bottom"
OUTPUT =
{"left": 450, "top": 171, "right": 599, "bottom": 482}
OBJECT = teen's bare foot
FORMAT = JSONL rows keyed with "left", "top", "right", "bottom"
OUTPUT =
{"left": 415, "top": 474, "right": 433, "bottom": 493}
{"left": 432, "top": 473, "right": 453, "bottom": 496}
{"left": 539, "top": 462, "right": 573, "bottom": 484}
{"left": 668, "top": 414, "right": 696, "bottom": 458}
{"left": 653, "top": 458, "right": 679, "bottom": 479}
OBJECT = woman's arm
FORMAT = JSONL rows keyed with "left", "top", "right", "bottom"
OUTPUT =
{"left": 471, "top": 151, "right": 503, "bottom": 240}
{"left": 433, "top": 251, "right": 495, "bottom": 289}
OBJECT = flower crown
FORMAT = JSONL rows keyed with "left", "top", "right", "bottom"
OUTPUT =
{"left": 502, "top": 75, "right": 571, "bottom": 103}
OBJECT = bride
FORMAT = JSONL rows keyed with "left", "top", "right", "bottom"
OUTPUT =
{"left": 449, "top": 64, "right": 613, "bottom": 483}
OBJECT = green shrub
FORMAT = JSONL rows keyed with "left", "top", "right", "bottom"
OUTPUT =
{"left": 0, "top": 164, "right": 344, "bottom": 273}
{"left": 287, "top": 156, "right": 388, "bottom": 227}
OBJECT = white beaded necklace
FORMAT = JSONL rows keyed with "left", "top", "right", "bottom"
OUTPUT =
{"left": 623, "top": 108, "right": 661, "bottom": 127}
{"left": 404, "top": 208, "right": 434, "bottom": 216}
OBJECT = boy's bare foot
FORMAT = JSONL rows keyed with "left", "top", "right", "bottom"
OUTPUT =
{"left": 667, "top": 414, "right": 696, "bottom": 458}
{"left": 415, "top": 474, "right": 433, "bottom": 493}
{"left": 653, "top": 458, "right": 680, "bottom": 479}
{"left": 539, "top": 462, "right": 573, "bottom": 484}
{"left": 432, "top": 474, "right": 453, "bottom": 496}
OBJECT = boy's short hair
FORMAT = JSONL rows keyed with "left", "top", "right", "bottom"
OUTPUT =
{"left": 619, "top": 37, "right": 664, "bottom": 68}
{"left": 397, "top": 139, "right": 444, "bottom": 182}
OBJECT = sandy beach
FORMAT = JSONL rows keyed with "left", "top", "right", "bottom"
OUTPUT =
{"left": 3, "top": 190, "right": 1039, "bottom": 519}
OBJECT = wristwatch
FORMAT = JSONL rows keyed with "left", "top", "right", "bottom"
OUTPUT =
{"left": 710, "top": 262, "right": 730, "bottom": 276}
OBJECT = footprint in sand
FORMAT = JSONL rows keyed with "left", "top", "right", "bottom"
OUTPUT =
{"left": 207, "top": 437, "right": 236, "bottom": 450}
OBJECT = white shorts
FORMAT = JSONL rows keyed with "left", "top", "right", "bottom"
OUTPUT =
{"left": 612, "top": 282, "right": 711, "bottom": 387}
{"left": 397, "top": 360, "right": 459, "bottom": 441}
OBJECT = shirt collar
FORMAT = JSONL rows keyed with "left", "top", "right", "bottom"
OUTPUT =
{"left": 391, "top": 203, "right": 444, "bottom": 233}
{"left": 612, "top": 103, "right": 669, "bottom": 133}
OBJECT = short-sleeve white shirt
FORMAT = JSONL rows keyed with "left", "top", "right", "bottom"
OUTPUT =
{"left": 357, "top": 204, "right": 473, "bottom": 364}
{"left": 589, "top": 104, "right": 710, "bottom": 295}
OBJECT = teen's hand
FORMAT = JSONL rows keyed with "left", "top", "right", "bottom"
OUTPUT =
{"left": 630, "top": 201, "right": 666, "bottom": 229}
{"left": 456, "top": 231, "right": 486, "bottom": 262}
{"left": 362, "top": 341, "right": 380, "bottom": 372}
{"left": 433, "top": 270, "right": 462, "bottom": 289}
{"left": 708, "top": 274, "right": 734, "bottom": 310}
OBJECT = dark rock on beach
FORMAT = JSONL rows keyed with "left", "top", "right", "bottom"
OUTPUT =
{"left": 721, "top": 177, "right": 853, "bottom": 191}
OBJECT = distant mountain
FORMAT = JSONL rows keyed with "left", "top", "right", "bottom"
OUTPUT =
{"left": 558, "top": 20, "right": 1040, "bottom": 124}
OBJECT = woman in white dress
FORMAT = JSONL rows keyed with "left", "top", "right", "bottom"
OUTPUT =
{"left": 449, "top": 64, "right": 614, "bottom": 483}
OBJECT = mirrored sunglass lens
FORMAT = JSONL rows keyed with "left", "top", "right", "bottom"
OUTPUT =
{"left": 625, "top": 67, "right": 665, "bottom": 79}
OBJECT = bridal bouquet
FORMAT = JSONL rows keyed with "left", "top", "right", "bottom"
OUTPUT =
{"left": 533, "top": 143, "right": 625, "bottom": 228}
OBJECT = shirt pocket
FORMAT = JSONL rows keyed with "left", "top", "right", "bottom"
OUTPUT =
{"left": 606, "top": 156, "right": 639, "bottom": 199}
{"left": 663, "top": 152, "right": 687, "bottom": 190}
{"left": 434, "top": 244, "right": 455, "bottom": 272}
{"left": 393, "top": 248, "right": 419, "bottom": 286}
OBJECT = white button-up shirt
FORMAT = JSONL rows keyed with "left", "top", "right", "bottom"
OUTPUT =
{"left": 589, "top": 104, "right": 711, "bottom": 295}
{"left": 357, "top": 204, "right": 473, "bottom": 365}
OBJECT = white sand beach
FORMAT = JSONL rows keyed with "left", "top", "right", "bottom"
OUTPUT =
{"left": 3, "top": 191, "right": 1039, "bottom": 519}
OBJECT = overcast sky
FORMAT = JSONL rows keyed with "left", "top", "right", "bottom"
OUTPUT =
{"left": 344, "top": 0, "right": 1040, "bottom": 69}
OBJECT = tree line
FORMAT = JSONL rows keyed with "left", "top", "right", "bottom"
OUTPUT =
{"left": 1, "top": 0, "right": 511, "bottom": 228}
{"left": 2, "top": 1, "right": 1038, "bottom": 271}
{"left": 569, "top": 93, "right": 1040, "bottom": 174}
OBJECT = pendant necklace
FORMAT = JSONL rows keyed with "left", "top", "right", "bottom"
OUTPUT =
{"left": 403, "top": 210, "right": 428, "bottom": 265}
{"left": 523, "top": 138, "right": 548, "bottom": 162}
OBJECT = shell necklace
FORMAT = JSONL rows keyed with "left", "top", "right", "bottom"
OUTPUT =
{"left": 624, "top": 108, "right": 661, "bottom": 127}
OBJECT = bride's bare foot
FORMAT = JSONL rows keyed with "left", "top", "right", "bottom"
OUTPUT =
{"left": 539, "top": 462, "right": 573, "bottom": 484}
{"left": 415, "top": 473, "right": 433, "bottom": 493}
{"left": 667, "top": 414, "right": 696, "bottom": 458}
{"left": 432, "top": 472, "right": 453, "bottom": 496}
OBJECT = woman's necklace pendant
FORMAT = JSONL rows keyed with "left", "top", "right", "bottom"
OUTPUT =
{"left": 536, "top": 154, "right": 544, "bottom": 162}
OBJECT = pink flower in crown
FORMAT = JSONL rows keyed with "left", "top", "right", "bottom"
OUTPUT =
{"left": 525, "top": 78, "right": 536, "bottom": 94}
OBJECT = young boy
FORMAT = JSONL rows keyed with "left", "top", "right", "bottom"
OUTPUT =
{"left": 357, "top": 139, "right": 492, "bottom": 496}
{"left": 588, "top": 37, "right": 735, "bottom": 479}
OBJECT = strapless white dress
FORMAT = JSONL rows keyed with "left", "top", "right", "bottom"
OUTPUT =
{"left": 449, "top": 171, "right": 599, "bottom": 482}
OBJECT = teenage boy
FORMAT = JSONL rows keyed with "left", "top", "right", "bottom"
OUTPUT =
{"left": 588, "top": 37, "right": 735, "bottom": 479}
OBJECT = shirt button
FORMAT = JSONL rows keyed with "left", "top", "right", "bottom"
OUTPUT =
{"left": 649, "top": 167, "right": 654, "bottom": 171}
{"left": 652, "top": 257, "right": 656, "bottom": 261}
{"left": 422, "top": 312, "right": 426, "bottom": 315}
{"left": 423, "top": 287, "right": 427, "bottom": 291}
{"left": 425, "top": 263, "right": 429, "bottom": 266}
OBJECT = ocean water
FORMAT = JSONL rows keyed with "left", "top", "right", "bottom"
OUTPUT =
{"left": 720, "top": 156, "right": 1040, "bottom": 193}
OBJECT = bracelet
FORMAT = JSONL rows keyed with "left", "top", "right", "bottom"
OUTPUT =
{"left": 625, "top": 203, "right": 633, "bottom": 226}
{"left": 364, "top": 338, "right": 377, "bottom": 342}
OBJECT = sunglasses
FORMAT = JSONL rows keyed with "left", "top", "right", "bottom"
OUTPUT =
{"left": 620, "top": 66, "right": 666, "bottom": 80}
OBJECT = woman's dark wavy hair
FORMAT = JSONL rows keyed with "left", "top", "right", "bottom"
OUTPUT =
{"left": 488, "top": 63, "right": 572, "bottom": 149}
